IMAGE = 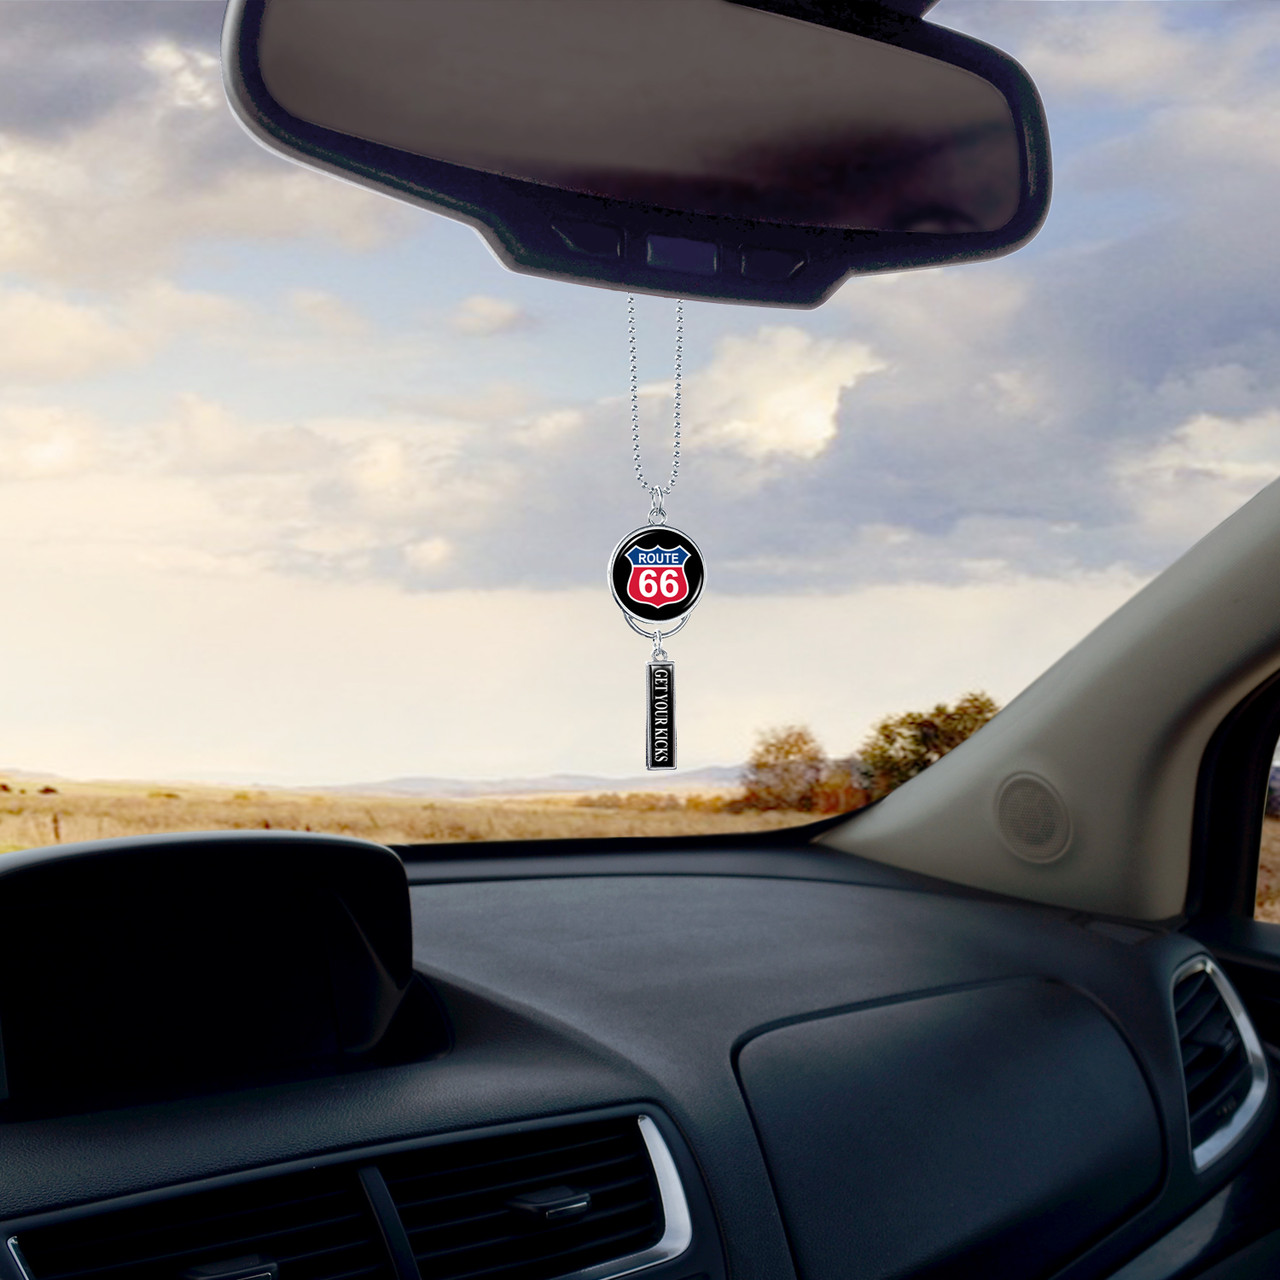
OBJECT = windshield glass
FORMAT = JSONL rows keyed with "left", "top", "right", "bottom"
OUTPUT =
{"left": 1, "top": 1, "right": 1277, "bottom": 855}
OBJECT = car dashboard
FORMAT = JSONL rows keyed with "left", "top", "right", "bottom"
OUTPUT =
{"left": 0, "top": 831, "right": 1276, "bottom": 1280}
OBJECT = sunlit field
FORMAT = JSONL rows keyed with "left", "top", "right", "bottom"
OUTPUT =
{"left": 0, "top": 775, "right": 804, "bottom": 852}
{"left": 1257, "top": 818, "right": 1280, "bottom": 924}
{"left": 4, "top": 775, "right": 1277, "bottom": 921}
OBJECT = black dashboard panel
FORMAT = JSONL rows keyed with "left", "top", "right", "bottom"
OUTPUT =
{"left": 739, "top": 980, "right": 1162, "bottom": 1280}
{"left": 400, "top": 865, "right": 1270, "bottom": 1280}
{"left": 0, "top": 841, "right": 1274, "bottom": 1280}
{"left": 0, "top": 833, "right": 446, "bottom": 1116}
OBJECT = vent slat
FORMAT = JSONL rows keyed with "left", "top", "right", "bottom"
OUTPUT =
{"left": 400, "top": 1170, "right": 653, "bottom": 1246}
{"left": 60, "top": 1213, "right": 368, "bottom": 1264}
{"left": 1187, "top": 1042, "right": 1248, "bottom": 1114}
{"left": 438, "top": 1223, "right": 660, "bottom": 1280}
{"left": 32, "top": 1197, "right": 359, "bottom": 1262}
{"left": 1184, "top": 1017, "right": 1239, "bottom": 1092}
{"left": 31, "top": 1218, "right": 375, "bottom": 1277}
{"left": 35, "top": 1233, "right": 376, "bottom": 1280}
{"left": 1177, "top": 983, "right": 1223, "bottom": 1041}
{"left": 391, "top": 1134, "right": 624, "bottom": 1170}
{"left": 384, "top": 1118, "right": 664, "bottom": 1280}
{"left": 383, "top": 1133, "right": 628, "bottom": 1191}
{"left": 409, "top": 1197, "right": 655, "bottom": 1255}
{"left": 1174, "top": 966, "right": 1258, "bottom": 1163}
{"left": 1193, "top": 1054, "right": 1252, "bottom": 1124}
{"left": 394, "top": 1153, "right": 646, "bottom": 1216}
{"left": 12, "top": 1119, "right": 672, "bottom": 1280}
{"left": 15, "top": 1166, "right": 393, "bottom": 1280}
{"left": 1189, "top": 1001, "right": 1234, "bottom": 1048}
{"left": 1181, "top": 1039, "right": 1210, "bottom": 1076}
{"left": 1173, "top": 970, "right": 1209, "bottom": 1015}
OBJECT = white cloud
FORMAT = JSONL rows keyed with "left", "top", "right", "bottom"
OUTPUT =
{"left": 288, "top": 288, "right": 370, "bottom": 338}
{"left": 12, "top": 394, "right": 528, "bottom": 587}
{"left": 690, "top": 568, "right": 1146, "bottom": 767}
{"left": 1076, "top": 95, "right": 1280, "bottom": 205}
{"left": 0, "top": 36, "right": 412, "bottom": 284}
{"left": 0, "top": 289, "right": 149, "bottom": 379}
{"left": 154, "top": 394, "right": 333, "bottom": 477}
{"left": 449, "top": 294, "right": 533, "bottom": 336}
{"left": 0, "top": 404, "right": 105, "bottom": 479}
{"left": 1116, "top": 408, "right": 1280, "bottom": 545}
{"left": 999, "top": 2, "right": 1280, "bottom": 206}
{"left": 407, "top": 383, "right": 532, "bottom": 423}
{"left": 346, "top": 435, "right": 416, "bottom": 499}
{"left": 0, "top": 395, "right": 488, "bottom": 587}
{"left": 0, "top": 2, "right": 1277, "bottom": 782}
{"left": 514, "top": 407, "right": 584, "bottom": 446}
{"left": 689, "top": 326, "right": 885, "bottom": 461}
{"left": 404, "top": 537, "right": 453, "bottom": 571}
{"left": 837, "top": 266, "right": 1029, "bottom": 357}
{"left": 0, "top": 529, "right": 1145, "bottom": 782}
{"left": 1011, "top": 5, "right": 1208, "bottom": 103}
{"left": 0, "top": 278, "right": 243, "bottom": 382}
{"left": 141, "top": 38, "right": 221, "bottom": 111}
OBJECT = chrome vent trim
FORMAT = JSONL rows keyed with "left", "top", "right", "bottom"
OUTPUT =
{"left": 557, "top": 1115, "right": 692, "bottom": 1280}
{"left": 387, "top": 1113, "right": 691, "bottom": 1280}
{"left": 6, "top": 1237, "right": 35, "bottom": 1280}
{"left": 1173, "top": 956, "right": 1269, "bottom": 1172}
{"left": 529, "top": 1117, "right": 691, "bottom": 1280}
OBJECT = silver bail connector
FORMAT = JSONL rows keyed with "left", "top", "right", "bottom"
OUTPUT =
{"left": 648, "top": 487, "right": 668, "bottom": 526}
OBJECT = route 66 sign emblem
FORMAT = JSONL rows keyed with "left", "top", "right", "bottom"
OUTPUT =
{"left": 610, "top": 526, "right": 705, "bottom": 625}
{"left": 626, "top": 544, "right": 690, "bottom": 607}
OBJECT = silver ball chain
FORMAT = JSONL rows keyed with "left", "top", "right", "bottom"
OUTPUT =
{"left": 628, "top": 295, "right": 683, "bottom": 523}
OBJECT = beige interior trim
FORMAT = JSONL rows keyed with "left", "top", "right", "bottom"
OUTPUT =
{"left": 820, "top": 476, "right": 1280, "bottom": 920}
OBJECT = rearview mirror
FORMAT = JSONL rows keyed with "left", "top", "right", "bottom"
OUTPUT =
{"left": 223, "top": 0, "right": 1050, "bottom": 307}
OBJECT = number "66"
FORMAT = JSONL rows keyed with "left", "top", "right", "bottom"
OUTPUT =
{"left": 637, "top": 568, "right": 682, "bottom": 599}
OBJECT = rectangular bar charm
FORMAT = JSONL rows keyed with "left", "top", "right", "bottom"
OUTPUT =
{"left": 646, "top": 659, "right": 676, "bottom": 770}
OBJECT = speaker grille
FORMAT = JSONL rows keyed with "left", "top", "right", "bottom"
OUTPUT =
{"left": 996, "top": 774, "right": 1070, "bottom": 863}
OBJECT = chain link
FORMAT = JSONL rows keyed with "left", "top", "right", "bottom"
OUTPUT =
{"left": 629, "top": 295, "right": 683, "bottom": 498}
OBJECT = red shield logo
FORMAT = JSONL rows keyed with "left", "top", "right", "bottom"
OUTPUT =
{"left": 625, "top": 545, "right": 691, "bottom": 607}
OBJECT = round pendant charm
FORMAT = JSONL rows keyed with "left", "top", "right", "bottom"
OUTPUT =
{"left": 609, "top": 525, "right": 705, "bottom": 625}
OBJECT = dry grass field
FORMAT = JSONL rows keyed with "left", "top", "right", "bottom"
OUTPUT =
{"left": 1257, "top": 817, "right": 1280, "bottom": 923}
{"left": 3, "top": 774, "right": 1279, "bottom": 921}
{"left": 0, "top": 775, "right": 803, "bottom": 854}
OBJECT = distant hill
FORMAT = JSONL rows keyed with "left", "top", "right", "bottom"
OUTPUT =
{"left": 0, "top": 767, "right": 63, "bottom": 781}
{"left": 1, "top": 763, "right": 746, "bottom": 799}
{"left": 321, "top": 765, "right": 744, "bottom": 799}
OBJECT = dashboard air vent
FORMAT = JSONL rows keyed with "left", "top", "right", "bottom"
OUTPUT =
{"left": 381, "top": 1114, "right": 688, "bottom": 1280}
{"left": 1173, "top": 957, "right": 1269, "bottom": 1171}
{"left": 10, "top": 1164, "right": 391, "bottom": 1280}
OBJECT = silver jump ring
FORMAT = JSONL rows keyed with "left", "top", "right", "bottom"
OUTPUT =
{"left": 648, "top": 487, "right": 667, "bottom": 526}
{"left": 617, "top": 607, "right": 691, "bottom": 645}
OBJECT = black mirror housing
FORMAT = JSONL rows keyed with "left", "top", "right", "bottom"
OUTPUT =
{"left": 222, "top": 0, "right": 1050, "bottom": 308}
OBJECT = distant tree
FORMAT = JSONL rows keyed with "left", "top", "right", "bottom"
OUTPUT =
{"left": 811, "top": 761, "right": 870, "bottom": 815}
{"left": 739, "top": 726, "right": 870, "bottom": 813}
{"left": 741, "top": 725, "right": 829, "bottom": 811}
{"left": 859, "top": 691, "right": 1000, "bottom": 800}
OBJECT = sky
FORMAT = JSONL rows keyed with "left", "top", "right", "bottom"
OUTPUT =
{"left": 0, "top": 0, "right": 1278, "bottom": 785}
